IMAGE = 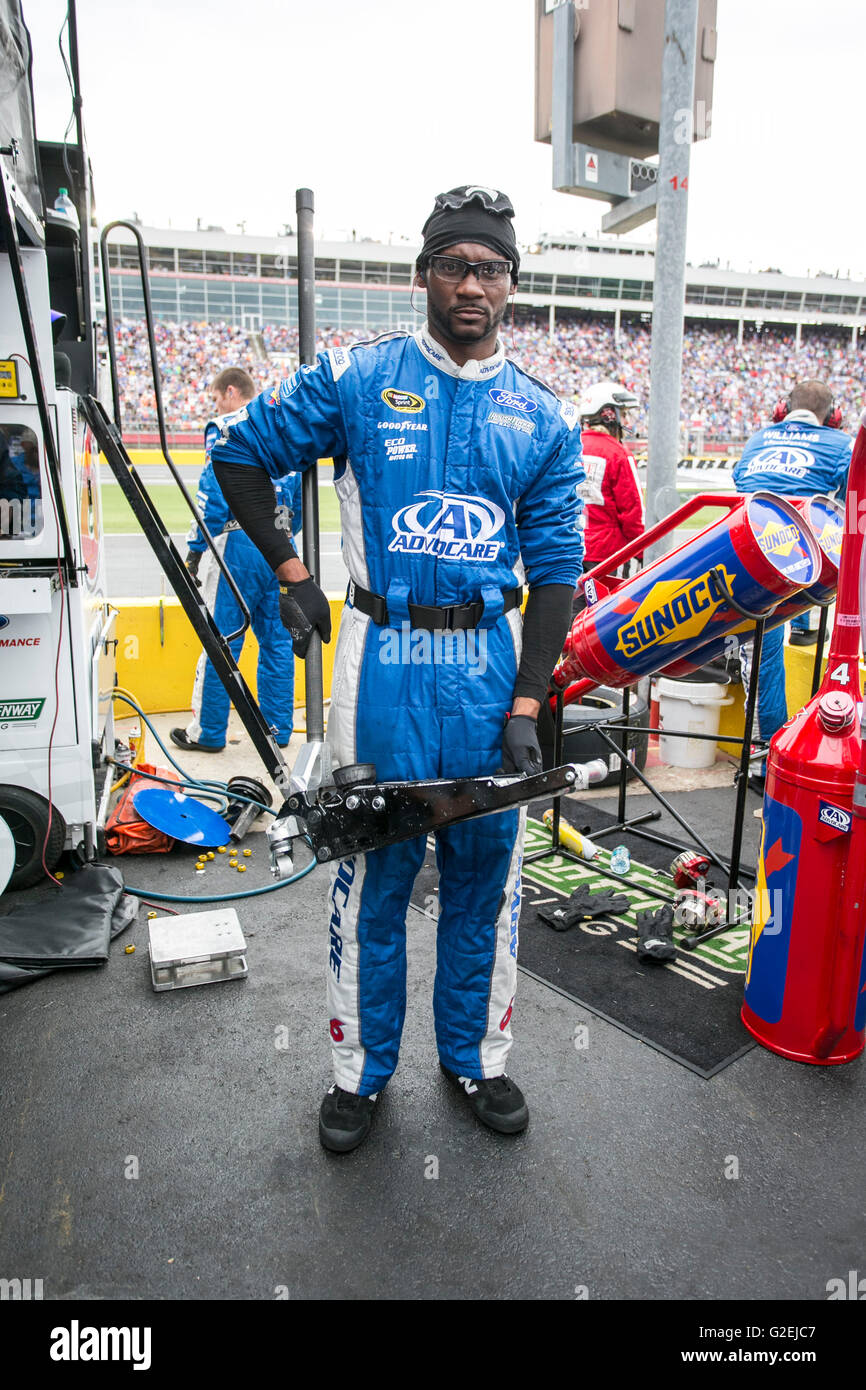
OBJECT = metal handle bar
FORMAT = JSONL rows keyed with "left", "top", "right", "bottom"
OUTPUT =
{"left": 99, "top": 220, "right": 252, "bottom": 643}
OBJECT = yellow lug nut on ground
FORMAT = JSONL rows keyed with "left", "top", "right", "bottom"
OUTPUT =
{"left": 125, "top": 945, "right": 136, "bottom": 954}
{"left": 217, "top": 846, "right": 227, "bottom": 853}
{"left": 237, "top": 864, "right": 247, "bottom": 872}
{"left": 243, "top": 849, "right": 252, "bottom": 857}
{"left": 206, "top": 851, "right": 215, "bottom": 860}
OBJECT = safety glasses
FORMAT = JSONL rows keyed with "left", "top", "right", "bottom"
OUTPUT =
{"left": 427, "top": 255, "right": 513, "bottom": 284}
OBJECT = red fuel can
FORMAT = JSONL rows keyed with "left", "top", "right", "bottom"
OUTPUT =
{"left": 742, "top": 424, "right": 866, "bottom": 1064}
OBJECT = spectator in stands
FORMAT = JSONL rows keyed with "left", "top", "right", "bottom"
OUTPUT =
{"left": 732, "top": 378, "right": 854, "bottom": 787}
{"left": 171, "top": 367, "right": 303, "bottom": 753}
{"left": 105, "top": 315, "right": 865, "bottom": 446}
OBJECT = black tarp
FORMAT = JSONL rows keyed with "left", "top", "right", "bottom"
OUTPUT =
{"left": 0, "top": 863, "right": 137, "bottom": 992}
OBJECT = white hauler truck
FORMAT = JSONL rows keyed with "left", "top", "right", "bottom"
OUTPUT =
{"left": 0, "top": 0, "right": 115, "bottom": 886}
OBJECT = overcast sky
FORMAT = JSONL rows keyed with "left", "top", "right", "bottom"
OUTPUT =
{"left": 24, "top": 0, "right": 866, "bottom": 279}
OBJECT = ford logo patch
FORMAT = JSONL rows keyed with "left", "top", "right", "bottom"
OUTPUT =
{"left": 488, "top": 388, "right": 537, "bottom": 414}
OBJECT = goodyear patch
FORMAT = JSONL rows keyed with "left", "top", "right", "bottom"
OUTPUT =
{"left": 614, "top": 566, "right": 735, "bottom": 660}
{"left": 382, "top": 387, "right": 425, "bottom": 414}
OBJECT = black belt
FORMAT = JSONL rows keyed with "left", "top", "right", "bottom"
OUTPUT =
{"left": 347, "top": 580, "right": 522, "bottom": 631}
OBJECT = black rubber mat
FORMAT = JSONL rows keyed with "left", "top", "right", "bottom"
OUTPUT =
{"left": 411, "top": 797, "right": 757, "bottom": 1078}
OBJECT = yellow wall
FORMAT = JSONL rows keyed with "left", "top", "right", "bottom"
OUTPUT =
{"left": 112, "top": 595, "right": 342, "bottom": 713}
{"left": 101, "top": 450, "right": 204, "bottom": 468}
{"left": 717, "top": 643, "right": 866, "bottom": 755}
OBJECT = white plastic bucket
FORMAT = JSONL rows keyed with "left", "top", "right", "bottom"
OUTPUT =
{"left": 656, "top": 677, "right": 733, "bottom": 769}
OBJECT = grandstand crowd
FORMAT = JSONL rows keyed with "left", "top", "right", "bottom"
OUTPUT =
{"left": 107, "top": 315, "right": 866, "bottom": 444}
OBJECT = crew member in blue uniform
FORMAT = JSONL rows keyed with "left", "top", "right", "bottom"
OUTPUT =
{"left": 171, "top": 368, "right": 302, "bottom": 753}
{"left": 211, "top": 188, "right": 584, "bottom": 1151}
{"left": 733, "top": 378, "right": 853, "bottom": 783}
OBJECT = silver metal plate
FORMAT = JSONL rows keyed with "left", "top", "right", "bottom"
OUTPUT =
{"left": 148, "top": 908, "right": 248, "bottom": 991}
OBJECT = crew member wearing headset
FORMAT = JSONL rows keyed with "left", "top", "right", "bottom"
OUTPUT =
{"left": 733, "top": 378, "right": 853, "bottom": 786}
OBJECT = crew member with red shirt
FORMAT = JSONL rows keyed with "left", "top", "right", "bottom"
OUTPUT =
{"left": 576, "top": 382, "right": 644, "bottom": 595}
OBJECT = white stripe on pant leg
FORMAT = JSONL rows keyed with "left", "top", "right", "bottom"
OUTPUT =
{"left": 186, "top": 535, "right": 228, "bottom": 743}
{"left": 325, "top": 603, "right": 368, "bottom": 769}
{"left": 327, "top": 853, "right": 369, "bottom": 1093}
{"left": 186, "top": 650, "right": 209, "bottom": 743}
{"left": 480, "top": 806, "right": 526, "bottom": 1077}
{"left": 324, "top": 601, "right": 370, "bottom": 1091}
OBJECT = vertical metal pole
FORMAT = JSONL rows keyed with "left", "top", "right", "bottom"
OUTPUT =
{"left": 67, "top": 1, "right": 86, "bottom": 158}
{"left": 645, "top": 0, "right": 699, "bottom": 561}
{"left": 617, "top": 683, "right": 631, "bottom": 825}
{"left": 548, "top": 301, "right": 556, "bottom": 343}
{"left": 728, "top": 617, "right": 765, "bottom": 900}
{"left": 296, "top": 187, "right": 325, "bottom": 744}
{"left": 551, "top": 1, "right": 576, "bottom": 192}
{"left": 811, "top": 604, "right": 830, "bottom": 698}
{"left": 551, "top": 689, "right": 564, "bottom": 847}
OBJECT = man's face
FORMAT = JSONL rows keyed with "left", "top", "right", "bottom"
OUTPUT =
{"left": 212, "top": 385, "right": 235, "bottom": 415}
{"left": 419, "top": 241, "right": 513, "bottom": 350}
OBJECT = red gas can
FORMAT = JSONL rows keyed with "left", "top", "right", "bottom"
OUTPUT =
{"left": 742, "top": 421, "right": 866, "bottom": 1063}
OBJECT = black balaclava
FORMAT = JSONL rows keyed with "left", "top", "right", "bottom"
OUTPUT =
{"left": 416, "top": 186, "right": 520, "bottom": 284}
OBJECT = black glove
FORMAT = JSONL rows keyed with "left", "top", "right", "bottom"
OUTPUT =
{"left": 278, "top": 577, "right": 331, "bottom": 658}
{"left": 635, "top": 905, "right": 677, "bottom": 963}
{"left": 538, "top": 885, "right": 630, "bottom": 932}
{"left": 501, "top": 714, "right": 542, "bottom": 776}
{"left": 184, "top": 550, "right": 202, "bottom": 586}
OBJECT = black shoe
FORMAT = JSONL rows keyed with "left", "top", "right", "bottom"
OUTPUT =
{"left": 318, "top": 1083, "right": 378, "bottom": 1153}
{"left": 748, "top": 773, "right": 766, "bottom": 796}
{"left": 635, "top": 904, "right": 677, "bottom": 963}
{"left": 788, "top": 630, "right": 818, "bottom": 647}
{"left": 439, "top": 1064, "right": 529, "bottom": 1134}
{"left": 169, "top": 727, "right": 225, "bottom": 753}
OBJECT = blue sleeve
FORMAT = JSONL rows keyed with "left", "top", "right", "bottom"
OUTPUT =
{"left": 832, "top": 434, "right": 855, "bottom": 496}
{"left": 211, "top": 354, "right": 347, "bottom": 479}
{"left": 516, "top": 403, "right": 585, "bottom": 588}
{"left": 186, "top": 458, "right": 231, "bottom": 553}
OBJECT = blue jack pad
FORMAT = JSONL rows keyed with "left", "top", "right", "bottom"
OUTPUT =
{"left": 132, "top": 789, "right": 232, "bottom": 847}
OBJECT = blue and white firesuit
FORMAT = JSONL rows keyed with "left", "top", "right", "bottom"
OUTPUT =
{"left": 214, "top": 329, "right": 584, "bottom": 1094}
{"left": 733, "top": 411, "right": 853, "bottom": 741}
{"left": 185, "top": 417, "right": 302, "bottom": 748}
